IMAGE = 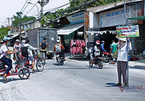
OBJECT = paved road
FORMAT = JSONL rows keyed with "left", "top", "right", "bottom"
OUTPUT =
{"left": 0, "top": 57, "right": 145, "bottom": 101}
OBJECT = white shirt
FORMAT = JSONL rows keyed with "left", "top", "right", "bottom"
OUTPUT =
{"left": 13, "top": 43, "right": 22, "bottom": 51}
{"left": 117, "top": 42, "right": 132, "bottom": 62}
{"left": 0, "top": 44, "right": 8, "bottom": 59}
{"left": 24, "top": 44, "right": 38, "bottom": 56}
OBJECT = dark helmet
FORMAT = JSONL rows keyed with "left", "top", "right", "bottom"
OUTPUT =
{"left": 25, "top": 39, "right": 30, "bottom": 43}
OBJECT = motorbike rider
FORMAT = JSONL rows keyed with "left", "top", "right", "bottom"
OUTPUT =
{"left": 23, "top": 39, "right": 38, "bottom": 72}
{"left": 90, "top": 40, "right": 101, "bottom": 61}
{"left": 0, "top": 39, "right": 15, "bottom": 82}
{"left": 13, "top": 39, "right": 22, "bottom": 61}
{"left": 53, "top": 40, "right": 65, "bottom": 60}
{"left": 101, "top": 41, "right": 106, "bottom": 52}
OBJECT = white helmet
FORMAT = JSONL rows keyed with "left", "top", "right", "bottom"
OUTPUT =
{"left": 22, "top": 40, "right": 26, "bottom": 43}
{"left": 57, "top": 40, "right": 60, "bottom": 43}
{"left": 16, "top": 39, "right": 20, "bottom": 42}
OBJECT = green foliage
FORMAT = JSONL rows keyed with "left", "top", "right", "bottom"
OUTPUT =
{"left": 0, "top": 26, "right": 10, "bottom": 40}
{"left": 12, "top": 12, "right": 36, "bottom": 28}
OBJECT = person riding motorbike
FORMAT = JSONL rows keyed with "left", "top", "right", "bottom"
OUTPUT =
{"left": 13, "top": 39, "right": 22, "bottom": 61}
{"left": 23, "top": 39, "right": 38, "bottom": 72}
{"left": 90, "top": 40, "right": 101, "bottom": 61}
{"left": 53, "top": 40, "right": 65, "bottom": 61}
{"left": 0, "top": 39, "right": 15, "bottom": 82}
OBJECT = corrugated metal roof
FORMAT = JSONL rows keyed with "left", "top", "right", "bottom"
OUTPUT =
{"left": 87, "top": 0, "right": 143, "bottom": 13}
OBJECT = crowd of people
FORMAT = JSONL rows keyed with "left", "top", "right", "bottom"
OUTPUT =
{"left": 0, "top": 36, "right": 65, "bottom": 82}
{"left": 0, "top": 35, "right": 132, "bottom": 86}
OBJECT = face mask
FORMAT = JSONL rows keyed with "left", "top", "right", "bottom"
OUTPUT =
{"left": 7, "top": 42, "right": 10, "bottom": 46}
{"left": 22, "top": 43, "right": 25, "bottom": 46}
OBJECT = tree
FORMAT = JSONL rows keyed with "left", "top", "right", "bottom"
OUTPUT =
{"left": 12, "top": 12, "right": 36, "bottom": 28}
{"left": 0, "top": 26, "right": 10, "bottom": 40}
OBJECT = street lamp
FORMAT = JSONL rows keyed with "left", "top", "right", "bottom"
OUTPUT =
{"left": 28, "top": 2, "right": 40, "bottom": 18}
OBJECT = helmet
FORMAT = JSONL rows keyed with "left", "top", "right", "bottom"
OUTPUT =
{"left": 22, "top": 40, "right": 26, "bottom": 43}
{"left": 57, "top": 40, "right": 60, "bottom": 43}
{"left": 16, "top": 39, "right": 20, "bottom": 42}
{"left": 25, "top": 39, "right": 29, "bottom": 43}
{"left": 102, "top": 41, "right": 105, "bottom": 43}
{"left": 96, "top": 40, "right": 100, "bottom": 45}
{"left": 3, "top": 38, "right": 8, "bottom": 42}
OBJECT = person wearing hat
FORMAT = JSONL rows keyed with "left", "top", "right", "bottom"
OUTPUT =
{"left": 0, "top": 39, "right": 15, "bottom": 82}
{"left": 116, "top": 38, "right": 132, "bottom": 86}
{"left": 13, "top": 39, "right": 22, "bottom": 61}
{"left": 53, "top": 40, "right": 65, "bottom": 60}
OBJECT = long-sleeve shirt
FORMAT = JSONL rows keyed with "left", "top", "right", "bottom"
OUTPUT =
{"left": 101, "top": 43, "right": 106, "bottom": 52}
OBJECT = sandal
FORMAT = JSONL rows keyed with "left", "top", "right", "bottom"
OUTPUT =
{"left": 2, "top": 76, "right": 8, "bottom": 83}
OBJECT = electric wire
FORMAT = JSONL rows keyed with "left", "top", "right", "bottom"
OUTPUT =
{"left": 20, "top": 0, "right": 29, "bottom": 12}
{"left": 24, "top": 2, "right": 38, "bottom": 16}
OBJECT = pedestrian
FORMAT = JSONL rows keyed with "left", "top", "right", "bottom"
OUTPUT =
{"left": 110, "top": 40, "right": 118, "bottom": 63}
{"left": 39, "top": 38, "right": 48, "bottom": 59}
{"left": 116, "top": 38, "right": 132, "bottom": 86}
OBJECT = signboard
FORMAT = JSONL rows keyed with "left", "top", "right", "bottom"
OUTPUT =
{"left": 99, "top": 7, "right": 131, "bottom": 27}
{"left": 116, "top": 25, "right": 139, "bottom": 38}
{"left": 67, "top": 12, "right": 84, "bottom": 24}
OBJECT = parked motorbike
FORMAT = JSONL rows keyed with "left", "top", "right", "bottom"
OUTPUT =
{"left": 89, "top": 56, "right": 103, "bottom": 69}
{"left": 102, "top": 51, "right": 112, "bottom": 63}
{"left": 56, "top": 52, "right": 64, "bottom": 65}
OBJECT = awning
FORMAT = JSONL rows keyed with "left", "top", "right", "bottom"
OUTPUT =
{"left": 127, "top": 16, "right": 145, "bottom": 20}
{"left": 57, "top": 23, "right": 84, "bottom": 35}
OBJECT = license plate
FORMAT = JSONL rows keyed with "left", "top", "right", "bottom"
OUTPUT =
{"left": 47, "top": 53, "right": 50, "bottom": 55}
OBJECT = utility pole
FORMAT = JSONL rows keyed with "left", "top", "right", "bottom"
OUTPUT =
{"left": 7, "top": 18, "right": 10, "bottom": 26}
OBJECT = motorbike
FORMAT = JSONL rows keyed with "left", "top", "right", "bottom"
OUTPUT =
{"left": 89, "top": 56, "right": 103, "bottom": 69}
{"left": 56, "top": 52, "right": 64, "bottom": 65}
{"left": 102, "top": 51, "right": 112, "bottom": 63}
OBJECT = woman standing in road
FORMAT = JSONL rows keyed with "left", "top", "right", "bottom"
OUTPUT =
{"left": 117, "top": 38, "right": 132, "bottom": 86}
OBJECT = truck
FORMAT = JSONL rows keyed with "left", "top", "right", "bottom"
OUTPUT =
{"left": 27, "top": 28, "right": 57, "bottom": 59}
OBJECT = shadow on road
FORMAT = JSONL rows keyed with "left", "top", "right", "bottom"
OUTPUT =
{"left": 105, "top": 83, "right": 118, "bottom": 87}
{"left": 0, "top": 77, "right": 30, "bottom": 83}
{"left": 129, "top": 65, "right": 145, "bottom": 70}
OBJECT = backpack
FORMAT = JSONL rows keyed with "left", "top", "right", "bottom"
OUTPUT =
{"left": 21, "top": 47, "right": 28, "bottom": 57}
{"left": 41, "top": 42, "right": 46, "bottom": 49}
{"left": 55, "top": 44, "right": 61, "bottom": 53}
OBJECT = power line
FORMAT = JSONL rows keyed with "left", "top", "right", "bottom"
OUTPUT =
{"left": 44, "top": 2, "right": 70, "bottom": 12}
{"left": 45, "top": 0, "right": 98, "bottom": 15}
{"left": 24, "top": 2, "right": 38, "bottom": 16}
{"left": 20, "top": 0, "right": 29, "bottom": 12}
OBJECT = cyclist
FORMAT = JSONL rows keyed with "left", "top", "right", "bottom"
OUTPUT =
{"left": 0, "top": 39, "right": 15, "bottom": 82}
{"left": 23, "top": 39, "right": 38, "bottom": 72}
{"left": 39, "top": 38, "right": 48, "bottom": 59}
{"left": 53, "top": 40, "right": 65, "bottom": 60}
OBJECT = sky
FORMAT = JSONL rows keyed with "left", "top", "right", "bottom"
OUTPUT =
{"left": 0, "top": 0, "right": 69, "bottom": 26}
